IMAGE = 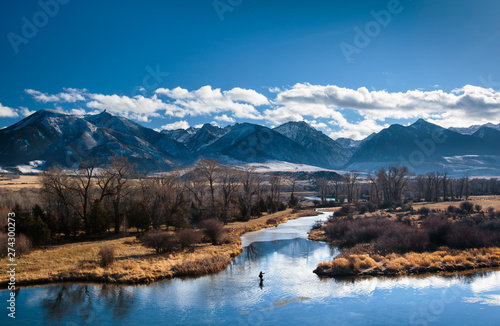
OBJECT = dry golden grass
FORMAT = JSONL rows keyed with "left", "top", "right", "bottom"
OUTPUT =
{"left": 0, "top": 175, "right": 41, "bottom": 190}
{"left": 0, "top": 208, "right": 315, "bottom": 286}
{"left": 411, "top": 195, "right": 500, "bottom": 211}
{"left": 314, "top": 247, "right": 500, "bottom": 277}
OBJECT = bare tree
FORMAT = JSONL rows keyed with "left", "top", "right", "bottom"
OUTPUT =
{"left": 270, "top": 175, "right": 282, "bottom": 202}
{"left": 105, "top": 156, "right": 136, "bottom": 234}
{"left": 40, "top": 167, "right": 75, "bottom": 236}
{"left": 219, "top": 165, "right": 239, "bottom": 224}
{"left": 196, "top": 159, "right": 221, "bottom": 219}
{"left": 68, "top": 160, "right": 96, "bottom": 234}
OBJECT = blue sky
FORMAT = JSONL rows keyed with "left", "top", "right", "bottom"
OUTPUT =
{"left": 1, "top": 0, "right": 500, "bottom": 139}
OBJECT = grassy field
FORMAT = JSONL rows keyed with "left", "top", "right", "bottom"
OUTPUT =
{"left": 0, "top": 175, "right": 41, "bottom": 190}
{"left": 0, "top": 208, "right": 319, "bottom": 287}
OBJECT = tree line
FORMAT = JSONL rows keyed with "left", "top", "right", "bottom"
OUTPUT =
{"left": 315, "top": 166, "right": 500, "bottom": 207}
{"left": 8, "top": 156, "right": 292, "bottom": 245}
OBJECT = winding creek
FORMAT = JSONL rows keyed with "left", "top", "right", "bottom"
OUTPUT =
{"left": 2, "top": 211, "right": 500, "bottom": 325}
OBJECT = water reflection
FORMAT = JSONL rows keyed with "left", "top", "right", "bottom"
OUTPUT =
{"left": 39, "top": 284, "right": 134, "bottom": 324}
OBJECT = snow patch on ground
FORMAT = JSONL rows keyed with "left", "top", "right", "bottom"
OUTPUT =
{"left": 242, "top": 161, "right": 348, "bottom": 174}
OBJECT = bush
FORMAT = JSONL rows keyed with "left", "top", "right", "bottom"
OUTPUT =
{"left": 460, "top": 201, "right": 474, "bottom": 215}
{"left": 177, "top": 229, "right": 202, "bottom": 249}
{"left": 98, "top": 245, "right": 115, "bottom": 267}
{"left": 277, "top": 202, "right": 287, "bottom": 211}
{"left": 140, "top": 230, "right": 178, "bottom": 253}
{"left": 336, "top": 205, "right": 355, "bottom": 217}
{"left": 1, "top": 234, "right": 33, "bottom": 257}
{"left": 422, "top": 215, "right": 452, "bottom": 248}
{"left": 475, "top": 204, "right": 482, "bottom": 213}
{"left": 417, "top": 207, "right": 430, "bottom": 217}
{"left": 266, "top": 218, "right": 278, "bottom": 225}
{"left": 200, "top": 219, "right": 226, "bottom": 245}
{"left": 310, "top": 220, "right": 324, "bottom": 230}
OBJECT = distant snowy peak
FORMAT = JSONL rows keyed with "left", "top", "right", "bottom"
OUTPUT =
{"left": 336, "top": 138, "right": 362, "bottom": 149}
{"left": 450, "top": 122, "right": 500, "bottom": 135}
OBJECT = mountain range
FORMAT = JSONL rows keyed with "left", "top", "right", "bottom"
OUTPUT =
{"left": 1, "top": 109, "right": 499, "bottom": 177}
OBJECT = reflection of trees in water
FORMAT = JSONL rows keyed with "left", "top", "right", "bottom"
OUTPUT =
{"left": 244, "top": 244, "right": 259, "bottom": 262}
{"left": 41, "top": 284, "right": 134, "bottom": 323}
{"left": 99, "top": 285, "right": 135, "bottom": 320}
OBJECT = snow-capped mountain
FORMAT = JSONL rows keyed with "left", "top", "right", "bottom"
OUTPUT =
{"left": 0, "top": 110, "right": 190, "bottom": 171}
{"left": 449, "top": 122, "right": 500, "bottom": 135}
{"left": 273, "top": 121, "right": 351, "bottom": 168}
{"left": 345, "top": 119, "right": 500, "bottom": 176}
{"left": 1, "top": 110, "right": 500, "bottom": 176}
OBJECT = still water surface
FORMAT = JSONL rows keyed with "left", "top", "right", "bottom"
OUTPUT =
{"left": 2, "top": 211, "right": 500, "bottom": 325}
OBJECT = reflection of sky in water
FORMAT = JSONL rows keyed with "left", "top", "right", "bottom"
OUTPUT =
{"left": 2, "top": 211, "right": 500, "bottom": 325}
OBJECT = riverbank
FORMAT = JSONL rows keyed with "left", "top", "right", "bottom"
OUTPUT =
{"left": 0, "top": 208, "right": 319, "bottom": 287}
{"left": 314, "top": 247, "right": 500, "bottom": 277}
{"left": 310, "top": 197, "right": 500, "bottom": 277}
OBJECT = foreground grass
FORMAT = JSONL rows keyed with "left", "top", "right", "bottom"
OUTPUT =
{"left": 314, "top": 247, "right": 500, "bottom": 277}
{"left": 0, "top": 208, "right": 318, "bottom": 287}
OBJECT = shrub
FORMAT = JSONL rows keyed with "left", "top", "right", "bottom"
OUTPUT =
{"left": 177, "top": 229, "right": 202, "bottom": 249}
{"left": 1, "top": 234, "right": 32, "bottom": 257}
{"left": 266, "top": 218, "right": 278, "bottom": 225}
{"left": 475, "top": 204, "right": 482, "bottom": 213}
{"left": 417, "top": 207, "right": 430, "bottom": 217}
{"left": 200, "top": 219, "right": 226, "bottom": 245}
{"left": 446, "top": 224, "right": 486, "bottom": 249}
{"left": 460, "top": 201, "right": 474, "bottom": 215}
{"left": 0, "top": 233, "right": 7, "bottom": 258}
{"left": 447, "top": 205, "right": 457, "bottom": 215}
{"left": 310, "top": 220, "right": 324, "bottom": 230}
{"left": 98, "top": 245, "right": 115, "bottom": 267}
{"left": 140, "top": 230, "right": 178, "bottom": 253}
{"left": 277, "top": 202, "right": 287, "bottom": 211}
{"left": 336, "top": 205, "right": 355, "bottom": 217}
{"left": 422, "top": 215, "right": 452, "bottom": 248}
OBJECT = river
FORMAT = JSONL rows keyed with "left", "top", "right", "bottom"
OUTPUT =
{"left": 2, "top": 211, "right": 500, "bottom": 325}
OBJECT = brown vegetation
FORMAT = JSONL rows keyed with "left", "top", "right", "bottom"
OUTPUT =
{"left": 313, "top": 201, "right": 500, "bottom": 277}
{"left": 314, "top": 247, "right": 500, "bottom": 277}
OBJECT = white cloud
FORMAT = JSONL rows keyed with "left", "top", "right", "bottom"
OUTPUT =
{"left": 158, "top": 120, "right": 190, "bottom": 131}
{"left": 86, "top": 94, "right": 169, "bottom": 122}
{"left": 0, "top": 103, "right": 19, "bottom": 118}
{"left": 25, "top": 88, "right": 86, "bottom": 103}
{"left": 70, "top": 108, "right": 87, "bottom": 116}
{"left": 19, "top": 107, "right": 34, "bottom": 117}
{"left": 19, "top": 84, "right": 500, "bottom": 139}
{"left": 269, "top": 83, "right": 500, "bottom": 132}
{"left": 156, "top": 85, "right": 266, "bottom": 120}
{"left": 329, "top": 118, "right": 388, "bottom": 140}
{"left": 214, "top": 114, "right": 235, "bottom": 123}
{"left": 267, "top": 87, "right": 282, "bottom": 93}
